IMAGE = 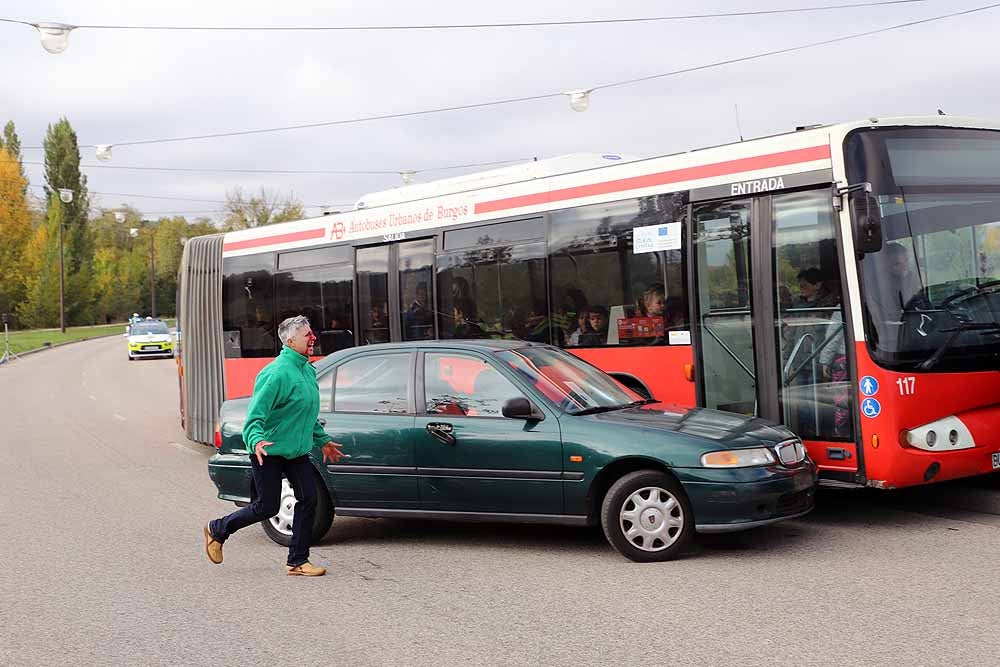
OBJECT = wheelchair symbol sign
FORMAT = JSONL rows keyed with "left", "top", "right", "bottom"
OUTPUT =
{"left": 861, "top": 398, "right": 881, "bottom": 419}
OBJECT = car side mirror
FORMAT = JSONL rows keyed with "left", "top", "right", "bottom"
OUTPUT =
{"left": 502, "top": 397, "right": 544, "bottom": 421}
{"left": 850, "top": 189, "right": 883, "bottom": 256}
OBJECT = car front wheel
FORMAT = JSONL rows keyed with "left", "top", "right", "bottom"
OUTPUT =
{"left": 600, "top": 470, "right": 693, "bottom": 562}
{"left": 260, "top": 474, "right": 334, "bottom": 547}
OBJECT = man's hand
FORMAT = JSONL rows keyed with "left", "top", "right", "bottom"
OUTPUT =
{"left": 322, "top": 441, "right": 346, "bottom": 464}
{"left": 254, "top": 440, "right": 274, "bottom": 466}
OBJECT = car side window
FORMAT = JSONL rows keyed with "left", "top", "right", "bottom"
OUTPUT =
{"left": 334, "top": 355, "right": 410, "bottom": 414}
{"left": 424, "top": 353, "right": 524, "bottom": 418}
{"left": 316, "top": 368, "right": 333, "bottom": 413}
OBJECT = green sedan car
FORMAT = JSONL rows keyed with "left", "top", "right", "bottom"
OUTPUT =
{"left": 208, "top": 341, "right": 816, "bottom": 562}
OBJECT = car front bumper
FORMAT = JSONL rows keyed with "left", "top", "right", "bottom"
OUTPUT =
{"left": 208, "top": 452, "right": 252, "bottom": 504}
{"left": 128, "top": 344, "right": 174, "bottom": 357}
{"left": 677, "top": 460, "right": 818, "bottom": 533}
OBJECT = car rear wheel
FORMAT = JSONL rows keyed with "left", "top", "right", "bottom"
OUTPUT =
{"left": 600, "top": 470, "right": 693, "bottom": 562}
{"left": 260, "top": 474, "right": 333, "bottom": 547}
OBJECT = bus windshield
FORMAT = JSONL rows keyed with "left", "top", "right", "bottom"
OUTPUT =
{"left": 846, "top": 128, "right": 1000, "bottom": 371}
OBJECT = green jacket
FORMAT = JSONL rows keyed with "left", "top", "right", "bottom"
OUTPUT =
{"left": 243, "top": 346, "right": 329, "bottom": 459}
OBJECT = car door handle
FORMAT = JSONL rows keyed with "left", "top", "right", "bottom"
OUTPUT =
{"left": 426, "top": 422, "right": 456, "bottom": 446}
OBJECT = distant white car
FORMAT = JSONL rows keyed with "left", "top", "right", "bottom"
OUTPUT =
{"left": 126, "top": 319, "right": 175, "bottom": 360}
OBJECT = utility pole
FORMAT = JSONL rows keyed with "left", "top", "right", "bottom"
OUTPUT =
{"left": 149, "top": 229, "right": 157, "bottom": 318}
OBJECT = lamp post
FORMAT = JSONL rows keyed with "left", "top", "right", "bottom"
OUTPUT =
{"left": 56, "top": 188, "right": 73, "bottom": 333}
{"left": 128, "top": 220, "right": 158, "bottom": 318}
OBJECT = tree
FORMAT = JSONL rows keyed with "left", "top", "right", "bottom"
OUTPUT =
{"left": 223, "top": 186, "right": 305, "bottom": 231}
{"left": 0, "top": 121, "right": 26, "bottom": 193}
{"left": 0, "top": 146, "right": 32, "bottom": 320}
{"left": 17, "top": 204, "right": 62, "bottom": 328}
{"left": 43, "top": 118, "right": 93, "bottom": 324}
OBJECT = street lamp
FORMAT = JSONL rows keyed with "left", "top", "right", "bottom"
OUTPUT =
{"left": 95, "top": 144, "right": 113, "bottom": 161}
{"left": 125, "top": 220, "right": 158, "bottom": 318}
{"left": 55, "top": 188, "right": 73, "bottom": 333}
{"left": 565, "top": 89, "right": 592, "bottom": 112}
{"left": 34, "top": 22, "right": 75, "bottom": 54}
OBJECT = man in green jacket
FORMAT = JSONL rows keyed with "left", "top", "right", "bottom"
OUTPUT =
{"left": 204, "top": 315, "right": 345, "bottom": 576}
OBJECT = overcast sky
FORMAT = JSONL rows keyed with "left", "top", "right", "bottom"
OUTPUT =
{"left": 1, "top": 0, "right": 997, "bottom": 222}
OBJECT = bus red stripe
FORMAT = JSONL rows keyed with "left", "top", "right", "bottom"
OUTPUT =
{"left": 222, "top": 227, "right": 326, "bottom": 252}
{"left": 474, "top": 144, "right": 832, "bottom": 214}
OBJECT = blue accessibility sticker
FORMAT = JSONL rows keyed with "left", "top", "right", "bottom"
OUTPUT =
{"left": 861, "top": 397, "right": 881, "bottom": 419}
{"left": 859, "top": 376, "right": 879, "bottom": 396}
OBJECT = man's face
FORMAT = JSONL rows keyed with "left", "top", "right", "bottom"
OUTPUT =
{"left": 289, "top": 326, "right": 316, "bottom": 356}
{"left": 799, "top": 280, "right": 818, "bottom": 300}
{"left": 889, "top": 254, "right": 909, "bottom": 277}
{"left": 416, "top": 286, "right": 427, "bottom": 304}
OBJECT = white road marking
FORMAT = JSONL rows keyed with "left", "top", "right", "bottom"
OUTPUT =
{"left": 113, "top": 413, "right": 127, "bottom": 421}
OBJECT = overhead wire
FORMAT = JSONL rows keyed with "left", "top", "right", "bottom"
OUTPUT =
{"left": 0, "top": 3, "right": 939, "bottom": 31}
{"left": 15, "top": 1, "right": 996, "bottom": 150}
{"left": 6, "top": 157, "right": 533, "bottom": 175}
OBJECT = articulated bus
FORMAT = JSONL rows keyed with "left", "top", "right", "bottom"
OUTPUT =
{"left": 177, "top": 116, "right": 1000, "bottom": 489}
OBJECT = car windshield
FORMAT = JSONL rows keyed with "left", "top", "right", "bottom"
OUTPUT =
{"left": 847, "top": 128, "right": 1000, "bottom": 371}
{"left": 496, "top": 346, "right": 642, "bottom": 414}
{"left": 131, "top": 322, "right": 169, "bottom": 335}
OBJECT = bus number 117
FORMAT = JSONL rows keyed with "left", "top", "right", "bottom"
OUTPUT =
{"left": 896, "top": 377, "right": 916, "bottom": 396}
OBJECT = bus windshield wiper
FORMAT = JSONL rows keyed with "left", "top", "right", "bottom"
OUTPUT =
{"left": 917, "top": 321, "right": 1000, "bottom": 371}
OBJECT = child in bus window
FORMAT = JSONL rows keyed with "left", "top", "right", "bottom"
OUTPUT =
{"left": 567, "top": 307, "right": 592, "bottom": 347}
{"left": 580, "top": 306, "right": 609, "bottom": 346}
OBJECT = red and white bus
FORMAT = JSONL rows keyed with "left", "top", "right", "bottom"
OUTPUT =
{"left": 177, "top": 115, "right": 1000, "bottom": 489}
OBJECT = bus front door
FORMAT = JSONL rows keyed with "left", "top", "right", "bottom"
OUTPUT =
{"left": 691, "top": 190, "right": 857, "bottom": 476}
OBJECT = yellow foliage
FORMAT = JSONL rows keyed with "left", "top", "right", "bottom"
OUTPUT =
{"left": 0, "top": 147, "right": 32, "bottom": 312}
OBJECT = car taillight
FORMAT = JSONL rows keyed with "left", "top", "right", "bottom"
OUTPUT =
{"left": 214, "top": 427, "right": 222, "bottom": 449}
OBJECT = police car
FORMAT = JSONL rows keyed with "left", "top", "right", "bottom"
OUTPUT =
{"left": 126, "top": 318, "right": 174, "bottom": 360}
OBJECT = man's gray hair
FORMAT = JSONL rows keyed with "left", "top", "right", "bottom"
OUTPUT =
{"left": 277, "top": 315, "right": 311, "bottom": 346}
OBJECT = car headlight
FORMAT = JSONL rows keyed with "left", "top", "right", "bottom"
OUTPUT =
{"left": 701, "top": 447, "right": 776, "bottom": 468}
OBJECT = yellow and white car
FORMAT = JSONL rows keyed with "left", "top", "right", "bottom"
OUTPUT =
{"left": 126, "top": 319, "right": 174, "bottom": 360}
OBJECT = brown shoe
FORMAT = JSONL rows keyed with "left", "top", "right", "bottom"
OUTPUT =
{"left": 286, "top": 562, "right": 326, "bottom": 577}
{"left": 204, "top": 524, "right": 223, "bottom": 564}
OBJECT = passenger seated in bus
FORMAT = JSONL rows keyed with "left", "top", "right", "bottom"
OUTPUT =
{"left": 523, "top": 300, "right": 565, "bottom": 346}
{"left": 320, "top": 313, "right": 354, "bottom": 353}
{"left": 367, "top": 302, "right": 389, "bottom": 343}
{"left": 405, "top": 282, "right": 434, "bottom": 339}
{"left": 579, "top": 306, "right": 609, "bottom": 346}
{"left": 567, "top": 307, "right": 592, "bottom": 347}
{"left": 453, "top": 298, "right": 488, "bottom": 339}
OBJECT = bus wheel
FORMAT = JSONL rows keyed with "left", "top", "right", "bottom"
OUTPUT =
{"left": 600, "top": 470, "right": 693, "bottom": 562}
{"left": 260, "top": 474, "right": 334, "bottom": 547}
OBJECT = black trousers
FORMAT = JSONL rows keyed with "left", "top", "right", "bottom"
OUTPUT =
{"left": 210, "top": 454, "right": 318, "bottom": 567}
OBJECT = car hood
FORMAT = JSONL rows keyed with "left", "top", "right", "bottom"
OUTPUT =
{"left": 578, "top": 403, "right": 794, "bottom": 450}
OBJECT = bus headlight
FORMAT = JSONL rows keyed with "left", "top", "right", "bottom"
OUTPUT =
{"left": 701, "top": 448, "right": 776, "bottom": 468}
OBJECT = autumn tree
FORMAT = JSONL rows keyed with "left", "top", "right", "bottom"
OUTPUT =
{"left": 0, "top": 121, "right": 26, "bottom": 191}
{"left": 0, "top": 146, "right": 32, "bottom": 319}
{"left": 223, "top": 186, "right": 304, "bottom": 231}
{"left": 43, "top": 118, "right": 93, "bottom": 324}
{"left": 17, "top": 204, "right": 62, "bottom": 328}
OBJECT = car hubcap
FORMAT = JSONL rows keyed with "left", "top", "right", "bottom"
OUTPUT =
{"left": 269, "top": 478, "right": 296, "bottom": 537}
{"left": 619, "top": 486, "right": 684, "bottom": 552}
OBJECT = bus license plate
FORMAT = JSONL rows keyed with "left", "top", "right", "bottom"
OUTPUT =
{"left": 993, "top": 453, "right": 1000, "bottom": 470}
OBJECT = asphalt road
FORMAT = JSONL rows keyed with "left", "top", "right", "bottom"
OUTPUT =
{"left": 2, "top": 336, "right": 999, "bottom": 666}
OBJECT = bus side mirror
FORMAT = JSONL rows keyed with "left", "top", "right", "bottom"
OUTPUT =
{"left": 850, "top": 189, "right": 883, "bottom": 256}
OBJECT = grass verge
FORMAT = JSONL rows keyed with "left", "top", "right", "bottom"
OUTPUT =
{"left": 3, "top": 319, "right": 176, "bottom": 355}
